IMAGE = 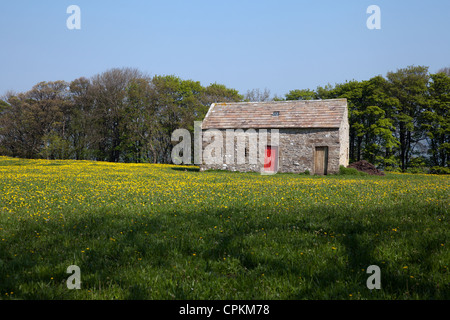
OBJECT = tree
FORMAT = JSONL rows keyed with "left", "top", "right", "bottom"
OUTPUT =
{"left": 437, "top": 67, "right": 450, "bottom": 76}
{"left": 385, "top": 66, "right": 430, "bottom": 170}
{"left": 0, "top": 94, "right": 34, "bottom": 157}
{"left": 423, "top": 72, "right": 450, "bottom": 167}
{"left": 316, "top": 84, "right": 335, "bottom": 100}
{"left": 0, "top": 81, "right": 71, "bottom": 159}
{"left": 352, "top": 105, "right": 398, "bottom": 165}
{"left": 202, "top": 83, "right": 243, "bottom": 105}
{"left": 148, "top": 75, "right": 193, "bottom": 163}
{"left": 88, "top": 67, "right": 149, "bottom": 162}
{"left": 244, "top": 88, "right": 271, "bottom": 102}
{"left": 285, "top": 89, "right": 317, "bottom": 101}
{"left": 68, "top": 77, "right": 95, "bottom": 160}
{"left": 120, "top": 78, "right": 157, "bottom": 163}
{"left": 0, "top": 99, "right": 8, "bottom": 113}
{"left": 361, "top": 76, "right": 400, "bottom": 168}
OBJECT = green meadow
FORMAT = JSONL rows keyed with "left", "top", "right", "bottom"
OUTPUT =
{"left": 0, "top": 156, "right": 448, "bottom": 299}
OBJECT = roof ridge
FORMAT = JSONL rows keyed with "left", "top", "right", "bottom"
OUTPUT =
{"left": 215, "top": 98, "right": 347, "bottom": 105}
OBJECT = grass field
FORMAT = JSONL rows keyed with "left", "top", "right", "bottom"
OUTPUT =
{"left": 0, "top": 156, "right": 448, "bottom": 300}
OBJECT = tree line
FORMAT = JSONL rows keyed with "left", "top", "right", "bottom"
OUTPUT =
{"left": 0, "top": 68, "right": 242, "bottom": 163}
{"left": 0, "top": 65, "right": 449, "bottom": 172}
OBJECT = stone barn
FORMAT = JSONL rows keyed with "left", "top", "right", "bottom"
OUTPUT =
{"left": 199, "top": 99, "right": 349, "bottom": 175}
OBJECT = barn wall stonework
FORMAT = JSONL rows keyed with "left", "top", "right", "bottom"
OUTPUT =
{"left": 199, "top": 128, "right": 343, "bottom": 174}
{"left": 338, "top": 106, "right": 350, "bottom": 167}
{"left": 279, "top": 128, "right": 340, "bottom": 174}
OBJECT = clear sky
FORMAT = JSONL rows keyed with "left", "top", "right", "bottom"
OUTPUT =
{"left": 1, "top": 0, "right": 449, "bottom": 98}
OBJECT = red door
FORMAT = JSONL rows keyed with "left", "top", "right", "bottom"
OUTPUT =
{"left": 264, "top": 146, "right": 278, "bottom": 173}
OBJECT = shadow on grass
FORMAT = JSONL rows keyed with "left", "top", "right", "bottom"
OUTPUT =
{"left": 1, "top": 202, "right": 448, "bottom": 300}
{"left": 0, "top": 158, "right": 37, "bottom": 166}
{"left": 170, "top": 167, "right": 200, "bottom": 172}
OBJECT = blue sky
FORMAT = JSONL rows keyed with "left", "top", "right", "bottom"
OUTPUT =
{"left": 1, "top": 0, "right": 449, "bottom": 98}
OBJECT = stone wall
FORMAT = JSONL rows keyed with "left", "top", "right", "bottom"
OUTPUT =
{"left": 199, "top": 128, "right": 343, "bottom": 175}
{"left": 279, "top": 128, "right": 340, "bottom": 174}
{"left": 338, "top": 106, "right": 350, "bottom": 167}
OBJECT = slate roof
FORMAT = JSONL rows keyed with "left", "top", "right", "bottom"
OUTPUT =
{"left": 201, "top": 99, "right": 348, "bottom": 129}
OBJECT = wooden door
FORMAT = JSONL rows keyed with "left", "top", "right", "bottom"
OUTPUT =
{"left": 314, "top": 147, "right": 328, "bottom": 175}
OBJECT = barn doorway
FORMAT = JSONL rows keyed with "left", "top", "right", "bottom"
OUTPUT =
{"left": 314, "top": 146, "right": 328, "bottom": 175}
{"left": 263, "top": 145, "right": 278, "bottom": 174}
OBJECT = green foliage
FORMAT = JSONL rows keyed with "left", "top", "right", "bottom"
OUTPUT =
{"left": 338, "top": 165, "right": 368, "bottom": 176}
{"left": 40, "top": 134, "right": 72, "bottom": 160}
{"left": 0, "top": 99, "right": 8, "bottom": 113}
{"left": 203, "top": 83, "right": 243, "bottom": 103}
{"left": 424, "top": 73, "right": 450, "bottom": 168}
{"left": 285, "top": 89, "right": 317, "bottom": 101}
{"left": 384, "top": 166, "right": 403, "bottom": 173}
{"left": 429, "top": 166, "right": 450, "bottom": 174}
{"left": 406, "top": 167, "right": 427, "bottom": 174}
{"left": 403, "top": 156, "right": 428, "bottom": 174}
{"left": 385, "top": 66, "right": 431, "bottom": 170}
{"left": 0, "top": 69, "right": 244, "bottom": 163}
